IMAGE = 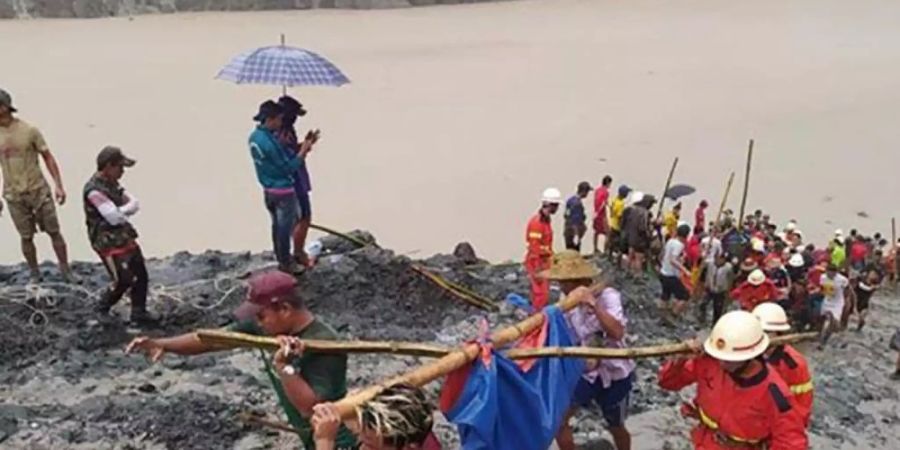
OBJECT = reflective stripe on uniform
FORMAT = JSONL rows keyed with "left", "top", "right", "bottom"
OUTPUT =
{"left": 528, "top": 232, "right": 543, "bottom": 239}
{"left": 790, "top": 381, "right": 814, "bottom": 395}
{"left": 698, "top": 407, "right": 764, "bottom": 445}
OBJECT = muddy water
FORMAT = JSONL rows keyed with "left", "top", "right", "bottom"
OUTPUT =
{"left": 2, "top": 0, "right": 900, "bottom": 264}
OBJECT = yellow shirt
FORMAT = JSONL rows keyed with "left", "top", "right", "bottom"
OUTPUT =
{"left": 664, "top": 211, "right": 678, "bottom": 237}
{"left": 0, "top": 119, "right": 50, "bottom": 201}
{"left": 610, "top": 197, "right": 626, "bottom": 231}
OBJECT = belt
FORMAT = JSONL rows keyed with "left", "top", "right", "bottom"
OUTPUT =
{"left": 698, "top": 407, "right": 768, "bottom": 449}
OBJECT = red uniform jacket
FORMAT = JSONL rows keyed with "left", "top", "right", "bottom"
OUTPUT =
{"left": 731, "top": 280, "right": 780, "bottom": 311}
{"left": 659, "top": 355, "right": 808, "bottom": 450}
{"left": 767, "top": 345, "right": 813, "bottom": 427}
{"left": 524, "top": 212, "right": 553, "bottom": 273}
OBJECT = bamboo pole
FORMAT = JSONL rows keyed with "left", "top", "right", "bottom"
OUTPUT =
{"left": 738, "top": 139, "right": 754, "bottom": 229}
{"left": 197, "top": 330, "right": 453, "bottom": 358}
{"left": 310, "top": 223, "right": 379, "bottom": 248}
{"left": 330, "top": 284, "right": 602, "bottom": 419}
{"left": 892, "top": 217, "right": 896, "bottom": 250}
{"left": 238, "top": 412, "right": 300, "bottom": 435}
{"left": 410, "top": 265, "right": 498, "bottom": 311}
{"left": 657, "top": 157, "right": 680, "bottom": 217}
{"left": 714, "top": 172, "right": 736, "bottom": 228}
{"left": 505, "top": 332, "right": 818, "bottom": 360}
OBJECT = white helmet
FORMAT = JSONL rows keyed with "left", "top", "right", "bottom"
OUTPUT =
{"left": 788, "top": 253, "right": 805, "bottom": 268}
{"left": 704, "top": 310, "right": 770, "bottom": 362}
{"left": 785, "top": 221, "right": 797, "bottom": 232}
{"left": 751, "top": 238, "right": 765, "bottom": 252}
{"left": 747, "top": 269, "right": 766, "bottom": 286}
{"left": 629, "top": 191, "right": 645, "bottom": 205}
{"left": 834, "top": 229, "right": 844, "bottom": 237}
{"left": 752, "top": 302, "right": 791, "bottom": 332}
{"left": 541, "top": 187, "right": 562, "bottom": 204}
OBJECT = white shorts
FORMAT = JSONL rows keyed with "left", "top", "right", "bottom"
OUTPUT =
{"left": 821, "top": 299, "right": 845, "bottom": 319}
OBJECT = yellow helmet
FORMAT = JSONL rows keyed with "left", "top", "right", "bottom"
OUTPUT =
{"left": 752, "top": 302, "right": 791, "bottom": 332}
{"left": 704, "top": 311, "right": 769, "bottom": 362}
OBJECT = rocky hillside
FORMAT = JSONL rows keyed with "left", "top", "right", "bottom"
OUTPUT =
{"left": 0, "top": 0, "right": 508, "bottom": 19}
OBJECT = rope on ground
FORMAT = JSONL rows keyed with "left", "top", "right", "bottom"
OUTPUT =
{"left": 311, "top": 222, "right": 499, "bottom": 311}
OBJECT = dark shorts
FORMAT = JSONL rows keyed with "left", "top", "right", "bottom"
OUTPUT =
{"left": 660, "top": 275, "right": 689, "bottom": 301}
{"left": 855, "top": 289, "right": 873, "bottom": 311}
{"left": 572, "top": 372, "right": 634, "bottom": 427}
{"left": 296, "top": 190, "right": 312, "bottom": 221}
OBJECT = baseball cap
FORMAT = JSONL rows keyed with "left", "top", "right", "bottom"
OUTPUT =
{"left": 0, "top": 89, "right": 17, "bottom": 113}
{"left": 253, "top": 100, "right": 284, "bottom": 122}
{"left": 233, "top": 271, "right": 299, "bottom": 320}
{"left": 96, "top": 146, "right": 136, "bottom": 170}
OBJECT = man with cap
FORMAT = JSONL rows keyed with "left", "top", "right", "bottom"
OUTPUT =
{"left": 731, "top": 268, "right": 780, "bottom": 311}
{"left": 125, "top": 271, "right": 357, "bottom": 449}
{"left": 606, "top": 184, "right": 631, "bottom": 260}
{"left": 592, "top": 175, "right": 613, "bottom": 255}
{"left": 0, "top": 88, "right": 75, "bottom": 283}
{"left": 564, "top": 181, "right": 592, "bottom": 252}
{"left": 545, "top": 251, "right": 634, "bottom": 450}
{"left": 249, "top": 100, "right": 306, "bottom": 274}
{"left": 622, "top": 193, "right": 655, "bottom": 276}
{"left": 525, "top": 187, "right": 562, "bottom": 310}
{"left": 84, "top": 146, "right": 155, "bottom": 324}
{"left": 658, "top": 310, "right": 808, "bottom": 449}
{"left": 753, "top": 303, "right": 814, "bottom": 427}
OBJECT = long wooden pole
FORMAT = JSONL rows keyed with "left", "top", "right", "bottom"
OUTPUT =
{"left": 657, "top": 157, "right": 680, "bottom": 217}
{"left": 714, "top": 172, "right": 736, "bottom": 228}
{"left": 892, "top": 217, "right": 896, "bottom": 250}
{"left": 197, "top": 330, "right": 453, "bottom": 358}
{"left": 330, "top": 284, "right": 600, "bottom": 419}
{"left": 738, "top": 139, "right": 754, "bottom": 229}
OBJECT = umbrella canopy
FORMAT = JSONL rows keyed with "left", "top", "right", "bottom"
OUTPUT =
{"left": 664, "top": 183, "right": 696, "bottom": 201}
{"left": 216, "top": 45, "right": 350, "bottom": 87}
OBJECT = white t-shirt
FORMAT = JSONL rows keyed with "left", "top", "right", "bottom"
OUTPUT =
{"left": 702, "top": 236, "right": 723, "bottom": 265}
{"left": 820, "top": 273, "right": 849, "bottom": 316}
{"left": 661, "top": 238, "right": 685, "bottom": 277}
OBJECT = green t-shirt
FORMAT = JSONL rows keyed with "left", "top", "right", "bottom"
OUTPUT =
{"left": 831, "top": 246, "right": 846, "bottom": 268}
{"left": 228, "top": 319, "right": 358, "bottom": 449}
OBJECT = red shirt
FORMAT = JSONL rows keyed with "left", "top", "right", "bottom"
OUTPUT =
{"left": 695, "top": 206, "right": 706, "bottom": 232}
{"left": 806, "top": 267, "right": 824, "bottom": 293}
{"left": 659, "top": 355, "right": 808, "bottom": 450}
{"left": 524, "top": 212, "right": 553, "bottom": 271}
{"left": 850, "top": 242, "right": 868, "bottom": 264}
{"left": 593, "top": 186, "right": 610, "bottom": 217}
{"left": 731, "top": 280, "right": 780, "bottom": 310}
{"left": 686, "top": 235, "right": 702, "bottom": 267}
{"left": 767, "top": 345, "right": 814, "bottom": 428}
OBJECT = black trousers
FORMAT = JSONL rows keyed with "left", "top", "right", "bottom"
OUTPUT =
{"left": 98, "top": 246, "right": 149, "bottom": 313}
{"left": 700, "top": 291, "right": 726, "bottom": 325}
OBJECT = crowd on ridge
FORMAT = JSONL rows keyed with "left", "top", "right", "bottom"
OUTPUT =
{"left": 4, "top": 86, "right": 900, "bottom": 449}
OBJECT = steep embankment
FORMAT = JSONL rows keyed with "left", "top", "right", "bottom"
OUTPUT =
{"left": 1, "top": 232, "right": 898, "bottom": 449}
{"left": 0, "top": 0, "right": 509, "bottom": 20}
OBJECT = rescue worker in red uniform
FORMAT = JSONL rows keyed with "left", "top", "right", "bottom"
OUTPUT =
{"left": 658, "top": 310, "right": 809, "bottom": 450}
{"left": 731, "top": 269, "right": 780, "bottom": 311}
{"left": 753, "top": 302, "right": 814, "bottom": 427}
{"left": 524, "top": 187, "right": 562, "bottom": 310}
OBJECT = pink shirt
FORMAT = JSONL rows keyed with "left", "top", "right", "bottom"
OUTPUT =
{"left": 565, "top": 287, "right": 636, "bottom": 387}
{"left": 593, "top": 186, "right": 610, "bottom": 217}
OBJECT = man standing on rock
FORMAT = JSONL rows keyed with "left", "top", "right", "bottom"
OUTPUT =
{"left": 0, "top": 88, "right": 75, "bottom": 284}
{"left": 818, "top": 263, "right": 849, "bottom": 348}
{"left": 84, "top": 146, "right": 156, "bottom": 325}
{"left": 658, "top": 311, "right": 808, "bottom": 449}
{"left": 547, "top": 251, "right": 635, "bottom": 450}
{"left": 592, "top": 175, "right": 613, "bottom": 255}
{"left": 658, "top": 223, "right": 692, "bottom": 323}
{"left": 563, "top": 181, "right": 591, "bottom": 252}
{"left": 125, "top": 271, "right": 358, "bottom": 449}
{"left": 524, "top": 187, "right": 562, "bottom": 310}
{"left": 277, "top": 95, "right": 320, "bottom": 268}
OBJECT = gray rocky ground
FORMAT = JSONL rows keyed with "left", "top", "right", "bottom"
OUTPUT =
{"left": 1, "top": 231, "right": 898, "bottom": 449}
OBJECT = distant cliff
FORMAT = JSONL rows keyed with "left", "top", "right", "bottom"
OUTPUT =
{"left": 0, "top": 0, "right": 507, "bottom": 19}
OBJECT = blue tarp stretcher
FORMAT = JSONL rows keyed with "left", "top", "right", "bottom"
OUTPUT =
{"left": 439, "top": 306, "right": 585, "bottom": 450}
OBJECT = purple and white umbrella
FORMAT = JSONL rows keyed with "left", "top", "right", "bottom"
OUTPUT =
{"left": 216, "top": 40, "right": 350, "bottom": 88}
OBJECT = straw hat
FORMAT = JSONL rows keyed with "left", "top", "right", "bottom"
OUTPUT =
{"left": 747, "top": 269, "right": 767, "bottom": 286}
{"left": 542, "top": 250, "right": 600, "bottom": 281}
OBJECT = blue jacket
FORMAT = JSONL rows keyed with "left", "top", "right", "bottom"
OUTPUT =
{"left": 249, "top": 126, "right": 301, "bottom": 190}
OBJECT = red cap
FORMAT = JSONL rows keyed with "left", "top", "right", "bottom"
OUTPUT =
{"left": 233, "top": 271, "right": 298, "bottom": 320}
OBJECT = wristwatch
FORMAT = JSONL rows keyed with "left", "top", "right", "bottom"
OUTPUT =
{"left": 281, "top": 365, "right": 297, "bottom": 376}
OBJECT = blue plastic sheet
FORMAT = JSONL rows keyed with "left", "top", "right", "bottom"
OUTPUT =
{"left": 444, "top": 306, "right": 585, "bottom": 450}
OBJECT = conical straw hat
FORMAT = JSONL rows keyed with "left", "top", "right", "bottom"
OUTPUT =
{"left": 542, "top": 250, "right": 600, "bottom": 281}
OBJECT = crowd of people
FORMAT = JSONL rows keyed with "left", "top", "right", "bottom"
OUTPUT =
{"left": 4, "top": 84, "right": 900, "bottom": 449}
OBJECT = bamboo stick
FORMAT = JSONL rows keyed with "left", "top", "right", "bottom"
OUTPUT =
{"left": 892, "top": 217, "right": 896, "bottom": 250}
{"left": 330, "top": 284, "right": 602, "bottom": 419}
{"left": 238, "top": 412, "right": 301, "bottom": 435}
{"left": 714, "top": 172, "right": 736, "bottom": 228}
{"left": 197, "top": 330, "right": 453, "bottom": 358}
{"left": 657, "top": 157, "right": 680, "bottom": 217}
{"left": 410, "top": 265, "right": 498, "bottom": 311}
{"left": 738, "top": 139, "right": 754, "bottom": 229}
{"left": 310, "top": 223, "right": 379, "bottom": 248}
{"left": 506, "top": 332, "right": 818, "bottom": 360}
